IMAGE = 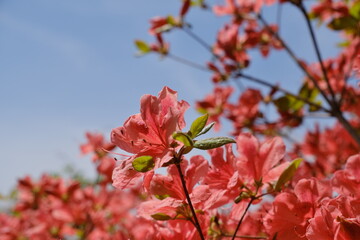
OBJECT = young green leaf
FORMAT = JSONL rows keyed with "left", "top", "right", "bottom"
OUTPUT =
{"left": 154, "top": 194, "right": 170, "bottom": 200}
{"left": 349, "top": 2, "right": 360, "bottom": 20}
{"left": 151, "top": 213, "right": 172, "bottom": 221}
{"left": 172, "top": 132, "right": 193, "bottom": 146}
{"left": 189, "top": 114, "right": 208, "bottom": 138}
{"left": 196, "top": 122, "right": 216, "bottom": 137}
{"left": 274, "top": 83, "right": 320, "bottom": 113}
{"left": 134, "top": 40, "right": 151, "bottom": 54}
{"left": 274, "top": 158, "right": 303, "bottom": 191}
{"left": 193, "top": 137, "right": 236, "bottom": 150}
{"left": 327, "top": 16, "right": 358, "bottom": 31}
{"left": 273, "top": 95, "right": 295, "bottom": 112}
{"left": 132, "top": 156, "right": 155, "bottom": 172}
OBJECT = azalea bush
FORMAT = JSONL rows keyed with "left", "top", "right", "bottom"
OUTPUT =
{"left": 1, "top": 0, "right": 360, "bottom": 239}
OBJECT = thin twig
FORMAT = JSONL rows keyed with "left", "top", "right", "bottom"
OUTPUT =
{"left": 167, "top": 53, "right": 211, "bottom": 72}
{"left": 173, "top": 13, "right": 360, "bottom": 147}
{"left": 182, "top": 26, "right": 214, "bottom": 54}
{"left": 257, "top": 13, "right": 360, "bottom": 147}
{"left": 256, "top": 13, "right": 334, "bottom": 108}
{"left": 231, "top": 198, "right": 255, "bottom": 240}
{"left": 175, "top": 162, "right": 205, "bottom": 240}
{"left": 304, "top": 112, "right": 331, "bottom": 118}
{"left": 298, "top": 3, "right": 337, "bottom": 102}
{"left": 223, "top": 233, "right": 267, "bottom": 239}
{"left": 235, "top": 72, "right": 331, "bottom": 113}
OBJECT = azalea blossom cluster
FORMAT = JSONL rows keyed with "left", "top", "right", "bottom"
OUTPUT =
{"left": 109, "top": 87, "right": 360, "bottom": 239}
{"left": 0, "top": 133, "right": 145, "bottom": 240}
{"left": 1, "top": 0, "right": 360, "bottom": 239}
{"left": 1, "top": 86, "right": 359, "bottom": 239}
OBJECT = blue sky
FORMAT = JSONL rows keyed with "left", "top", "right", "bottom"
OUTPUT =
{"left": 0, "top": 0, "right": 339, "bottom": 193}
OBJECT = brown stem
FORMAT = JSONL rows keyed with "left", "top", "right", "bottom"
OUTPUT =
{"left": 231, "top": 198, "right": 255, "bottom": 240}
{"left": 175, "top": 161, "right": 205, "bottom": 240}
{"left": 236, "top": 72, "right": 331, "bottom": 113}
{"left": 298, "top": 3, "right": 337, "bottom": 102}
{"left": 223, "top": 233, "right": 267, "bottom": 239}
{"left": 173, "top": 13, "right": 360, "bottom": 147}
{"left": 182, "top": 26, "right": 215, "bottom": 55}
{"left": 257, "top": 13, "right": 360, "bottom": 147}
{"left": 256, "top": 13, "right": 334, "bottom": 108}
{"left": 333, "top": 111, "right": 360, "bottom": 145}
{"left": 167, "top": 54, "right": 210, "bottom": 72}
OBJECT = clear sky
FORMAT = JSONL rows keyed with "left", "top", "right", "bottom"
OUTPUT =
{"left": 0, "top": 0, "right": 339, "bottom": 193}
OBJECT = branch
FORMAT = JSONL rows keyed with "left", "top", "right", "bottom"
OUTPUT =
{"left": 298, "top": 3, "right": 337, "bottom": 102}
{"left": 257, "top": 13, "right": 360, "bottom": 147}
{"left": 166, "top": 53, "right": 211, "bottom": 72}
{"left": 235, "top": 72, "right": 331, "bottom": 113}
{"left": 182, "top": 26, "right": 215, "bottom": 55}
{"left": 231, "top": 198, "right": 255, "bottom": 240}
{"left": 222, "top": 233, "right": 267, "bottom": 239}
{"left": 175, "top": 161, "right": 205, "bottom": 240}
{"left": 256, "top": 13, "right": 334, "bottom": 108}
{"left": 333, "top": 111, "right": 360, "bottom": 146}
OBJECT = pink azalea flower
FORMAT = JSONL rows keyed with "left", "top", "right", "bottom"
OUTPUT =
{"left": 80, "top": 132, "right": 115, "bottom": 162}
{"left": 138, "top": 156, "right": 209, "bottom": 218}
{"left": 111, "top": 86, "right": 189, "bottom": 189}
{"left": 301, "top": 124, "right": 358, "bottom": 176}
{"left": 332, "top": 154, "right": 360, "bottom": 199}
{"left": 306, "top": 196, "right": 360, "bottom": 240}
{"left": 235, "top": 133, "right": 288, "bottom": 184}
{"left": 264, "top": 178, "right": 332, "bottom": 239}
{"left": 196, "top": 86, "right": 234, "bottom": 131}
{"left": 310, "top": 0, "right": 349, "bottom": 22}
{"left": 354, "top": 54, "right": 360, "bottom": 79}
{"left": 203, "top": 133, "right": 288, "bottom": 214}
{"left": 213, "top": 0, "right": 275, "bottom": 17}
{"left": 227, "top": 89, "right": 263, "bottom": 135}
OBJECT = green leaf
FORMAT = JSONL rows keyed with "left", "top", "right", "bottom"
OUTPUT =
{"left": 234, "top": 192, "right": 251, "bottom": 204}
{"left": 189, "top": 114, "right": 208, "bottom": 138}
{"left": 154, "top": 194, "right": 170, "bottom": 200}
{"left": 134, "top": 40, "right": 151, "bottom": 54}
{"left": 299, "top": 83, "right": 319, "bottom": 102}
{"left": 309, "top": 100, "right": 322, "bottom": 112}
{"left": 166, "top": 15, "right": 177, "bottom": 26}
{"left": 274, "top": 83, "right": 320, "bottom": 113}
{"left": 193, "top": 137, "right": 236, "bottom": 150}
{"left": 191, "top": 0, "right": 206, "bottom": 7}
{"left": 132, "top": 156, "right": 155, "bottom": 173}
{"left": 308, "top": 12, "right": 318, "bottom": 20}
{"left": 273, "top": 96, "right": 294, "bottom": 112}
{"left": 328, "top": 16, "right": 358, "bottom": 31}
{"left": 196, "top": 122, "right": 215, "bottom": 137}
{"left": 151, "top": 213, "right": 172, "bottom": 221}
{"left": 337, "top": 41, "right": 350, "bottom": 48}
{"left": 274, "top": 158, "right": 303, "bottom": 191}
{"left": 172, "top": 132, "right": 193, "bottom": 146}
{"left": 350, "top": 2, "right": 360, "bottom": 19}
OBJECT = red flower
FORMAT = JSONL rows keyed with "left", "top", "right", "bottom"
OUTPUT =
{"left": 80, "top": 132, "right": 115, "bottom": 162}
{"left": 306, "top": 196, "right": 360, "bottom": 240}
{"left": 196, "top": 86, "right": 234, "bottom": 130}
{"left": 203, "top": 133, "right": 288, "bottom": 214}
{"left": 111, "top": 87, "right": 189, "bottom": 189}
{"left": 264, "top": 178, "right": 332, "bottom": 239}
